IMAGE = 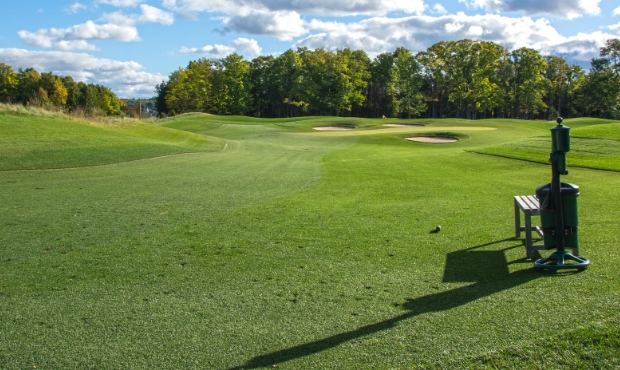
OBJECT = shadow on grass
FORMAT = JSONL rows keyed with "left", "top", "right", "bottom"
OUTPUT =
{"left": 230, "top": 239, "right": 545, "bottom": 369}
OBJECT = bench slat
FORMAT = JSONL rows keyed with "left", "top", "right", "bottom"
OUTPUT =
{"left": 523, "top": 196, "right": 539, "bottom": 212}
{"left": 515, "top": 196, "right": 539, "bottom": 212}
{"left": 526, "top": 196, "right": 540, "bottom": 211}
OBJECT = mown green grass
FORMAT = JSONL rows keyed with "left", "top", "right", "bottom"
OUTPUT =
{"left": 572, "top": 120, "right": 620, "bottom": 141}
{"left": 1, "top": 113, "right": 619, "bottom": 369}
{"left": 0, "top": 113, "right": 225, "bottom": 170}
{"left": 471, "top": 118, "right": 620, "bottom": 172}
{"left": 446, "top": 318, "right": 620, "bottom": 369}
{"left": 161, "top": 114, "right": 401, "bottom": 133}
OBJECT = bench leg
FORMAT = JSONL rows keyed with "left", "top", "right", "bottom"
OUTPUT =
{"left": 514, "top": 198, "right": 521, "bottom": 238}
{"left": 524, "top": 211, "right": 533, "bottom": 258}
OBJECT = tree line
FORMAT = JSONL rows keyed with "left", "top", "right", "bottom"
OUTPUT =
{"left": 0, "top": 64, "right": 123, "bottom": 116}
{"left": 156, "top": 38, "right": 620, "bottom": 120}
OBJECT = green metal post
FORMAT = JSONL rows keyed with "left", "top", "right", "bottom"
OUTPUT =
{"left": 534, "top": 118, "right": 590, "bottom": 270}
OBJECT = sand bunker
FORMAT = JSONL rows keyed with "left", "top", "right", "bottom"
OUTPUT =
{"left": 382, "top": 124, "right": 424, "bottom": 127}
{"left": 406, "top": 136, "right": 458, "bottom": 143}
{"left": 313, "top": 126, "right": 353, "bottom": 131}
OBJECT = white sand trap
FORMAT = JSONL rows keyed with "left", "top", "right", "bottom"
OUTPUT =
{"left": 382, "top": 124, "right": 424, "bottom": 127}
{"left": 406, "top": 136, "right": 458, "bottom": 143}
{"left": 313, "top": 126, "right": 353, "bottom": 131}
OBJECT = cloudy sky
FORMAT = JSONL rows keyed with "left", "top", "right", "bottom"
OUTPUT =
{"left": 1, "top": 0, "right": 619, "bottom": 98}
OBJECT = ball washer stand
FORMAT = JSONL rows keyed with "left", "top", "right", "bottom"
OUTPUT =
{"left": 534, "top": 118, "right": 590, "bottom": 270}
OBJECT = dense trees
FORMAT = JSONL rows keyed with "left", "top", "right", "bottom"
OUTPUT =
{"left": 5, "top": 37, "right": 617, "bottom": 120}
{"left": 575, "top": 57, "right": 620, "bottom": 118}
{"left": 544, "top": 56, "right": 579, "bottom": 118}
{"left": 0, "top": 63, "right": 18, "bottom": 102}
{"left": 156, "top": 38, "right": 620, "bottom": 120}
{"left": 0, "top": 63, "right": 123, "bottom": 115}
{"left": 574, "top": 39, "right": 620, "bottom": 119}
{"left": 509, "top": 47, "right": 549, "bottom": 119}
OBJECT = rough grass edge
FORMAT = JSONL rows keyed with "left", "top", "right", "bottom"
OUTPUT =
{"left": 0, "top": 103, "right": 145, "bottom": 127}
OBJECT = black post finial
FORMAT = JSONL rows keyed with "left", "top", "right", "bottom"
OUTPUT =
{"left": 556, "top": 117, "right": 563, "bottom": 125}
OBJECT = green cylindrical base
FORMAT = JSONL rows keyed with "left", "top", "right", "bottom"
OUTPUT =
{"left": 536, "top": 182, "right": 579, "bottom": 251}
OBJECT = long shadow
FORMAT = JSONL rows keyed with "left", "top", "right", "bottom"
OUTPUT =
{"left": 230, "top": 239, "right": 543, "bottom": 369}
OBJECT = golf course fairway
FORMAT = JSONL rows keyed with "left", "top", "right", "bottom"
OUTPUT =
{"left": 1, "top": 112, "right": 619, "bottom": 368}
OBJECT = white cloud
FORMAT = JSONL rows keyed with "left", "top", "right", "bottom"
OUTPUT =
{"left": 165, "top": 0, "right": 425, "bottom": 16}
{"left": 18, "top": 29, "right": 91, "bottom": 51}
{"left": 609, "top": 23, "right": 620, "bottom": 34}
{"left": 17, "top": 29, "right": 100, "bottom": 51}
{"left": 459, "top": 0, "right": 600, "bottom": 19}
{"left": 161, "top": 0, "right": 425, "bottom": 40}
{"left": 138, "top": 4, "right": 174, "bottom": 25}
{"left": 467, "top": 25, "right": 485, "bottom": 36}
{"left": 445, "top": 22, "right": 464, "bottom": 33}
{"left": 100, "top": 11, "right": 134, "bottom": 26}
{"left": 229, "top": 38, "right": 262, "bottom": 55}
{"left": 458, "top": 0, "right": 501, "bottom": 11}
{"left": 163, "top": 0, "right": 177, "bottom": 8}
{"left": 97, "top": 0, "right": 144, "bottom": 7}
{"left": 432, "top": 4, "right": 448, "bottom": 15}
{"left": 296, "top": 13, "right": 614, "bottom": 65}
{"left": 613, "top": 6, "right": 620, "bottom": 16}
{"left": 103, "top": 4, "right": 175, "bottom": 26}
{"left": 533, "top": 31, "right": 614, "bottom": 64}
{"left": 180, "top": 44, "right": 235, "bottom": 57}
{"left": 18, "top": 21, "right": 140, "bottom": 51}
{"left": 222, "top": 10, "right": 306, "bottom": 41}
{"left": 180, "top": 37, "right": 262, "bottom": 57}
{"left": 0, "top": 48, "right": 165, "bottom": 97}
{"left": 66, "top": 2, "right": 87, "bottom": 13}
{"left": 72, "top": 21, "right": 140, "bottom": 40}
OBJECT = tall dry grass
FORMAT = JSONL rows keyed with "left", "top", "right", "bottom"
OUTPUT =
{"left": 0, "top": 103, "right": 149, "bottom": 126}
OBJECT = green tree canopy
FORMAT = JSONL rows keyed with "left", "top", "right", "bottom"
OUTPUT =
{"left": 154, "top": 37, "right": 620, "bottom": 120}
{"left": 0, "top": 63, "right": 18, "bottom": 103}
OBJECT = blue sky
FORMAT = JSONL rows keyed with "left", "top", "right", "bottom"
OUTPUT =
{"left": 1, "top": 0, "right": 619, "bottom": 98}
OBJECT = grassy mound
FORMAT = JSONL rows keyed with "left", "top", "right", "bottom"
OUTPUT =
{"left": 572, "top": 120, "right": 620, "bottom": 141}
{"left": 0, "top": 113, "right": 225, "bottom": 171}
{"left": 471, "top": 118, "right": 620, "bottom": 171}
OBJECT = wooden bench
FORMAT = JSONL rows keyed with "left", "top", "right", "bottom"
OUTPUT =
{"left": 514, "top": 195, "right": 545, "bottom": 258}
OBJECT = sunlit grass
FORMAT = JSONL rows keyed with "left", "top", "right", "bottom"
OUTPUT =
{"left": 471, "top": 118, "right": 620, "bottom": 172}
{"left": 1, "top": 113, "right": 619, "bottom": 368}
{"left": 0, "top": 112, "right": 225, "bottom": 171}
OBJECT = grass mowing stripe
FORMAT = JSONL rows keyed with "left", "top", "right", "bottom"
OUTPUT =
{"left": 469, "top": 118, "right": 620, "bottom": 172}
{"left": 471, "top": 136, "right": 620, "bottom": 171}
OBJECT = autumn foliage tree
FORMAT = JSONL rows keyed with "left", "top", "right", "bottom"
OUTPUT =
{"left": 0, "top": 63, "right": 123, "bottom": 116}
